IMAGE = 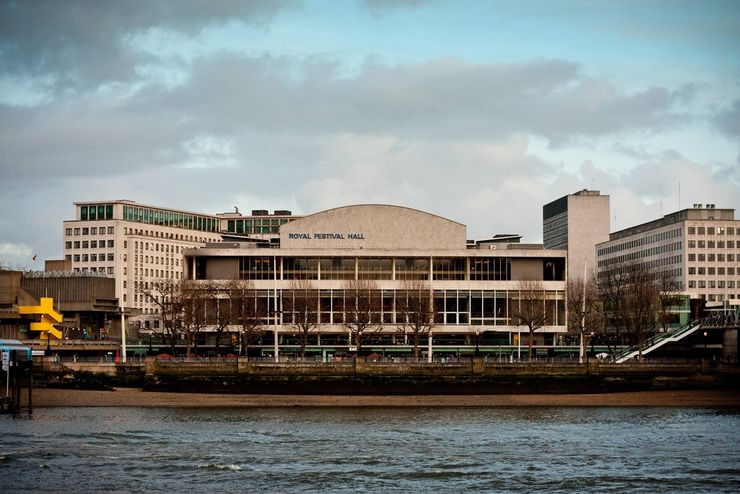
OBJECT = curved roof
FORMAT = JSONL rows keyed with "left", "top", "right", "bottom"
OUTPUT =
{"left": 280, "top": 204, "right": 467, "bottom": 250}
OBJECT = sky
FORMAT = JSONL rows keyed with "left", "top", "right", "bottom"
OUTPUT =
{"left": 1, "top": 0, "right": 739, "bottom": 269}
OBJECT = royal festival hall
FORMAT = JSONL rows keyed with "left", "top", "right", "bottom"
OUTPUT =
{"left": 183, "top": 205, "right": 567, "bottom": 360}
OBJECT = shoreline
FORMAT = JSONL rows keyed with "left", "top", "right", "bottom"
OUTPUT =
{"left": 24, "top": 388, "right": 740, "bottom": 408}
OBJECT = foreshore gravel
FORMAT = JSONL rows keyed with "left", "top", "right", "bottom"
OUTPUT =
{"left": 24, "top": 388, "right": 740, "bottom": 408}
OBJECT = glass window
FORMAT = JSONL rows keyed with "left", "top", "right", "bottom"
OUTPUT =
{"left": 283, "top": 257, "right": 319, "bottom": 280}
{"left": 91, "top": 227, "right": 97, "bottom": 235}
{"left": 65, "top": 241, "right": 72, "bottom": 249}
{"left": 239, "top": 257, "right": 275, "bottom": 280}
{"left": 65, "top": 228, "right": 72, "bottom": 236}
{"left": 395, "top": 258, "right": 429, "bottom": 280}
{"left": 319, "top": 258, "right": 355, "bottom": 280}
{"left": 358, "top": 258, "right": 393, "bottom": 280}
{"left": 82, "top": 241, "right": 89, "bottom": 249}
{"left": 433, "top": 258, "right": 466, "bottom": 280}
{"left": 74, "top": 254, "right": 80, "bottom": 262}
{"left": 74, "top": 241, "right": 80, "bottom": 249}
{"left": 82, "top": 227, "right": 89, "bottom": 235}
{"left": 470, "top": 258, "right": 511, "bottom": 281}
{"left": 108, "top": 226, "right": 114, "bottom": 234}
{"left": 698, "top": 227, "right": 705, "bottom": 234}
{"left": 74, "top": 228, "right": 80, "bottom": 235}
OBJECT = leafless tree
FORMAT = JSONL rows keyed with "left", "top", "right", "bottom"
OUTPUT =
{"left": 180, "top": 280, "right": 211, "bottom": 357}
{"left": 566, "top": 277, "right": 600, "bottom": 363}
{"left": 595, "top": 260, "right": 660, "bottom": 358}
{"left": 138, "top": 279, "right": 183, "bottom": 356}
{"left": 284, "top": 279, "right": 319, "bottom": 360}
{"left": 231, "top": 280, "right": 266, "bottom": 359}
{"left": 343, "top": 278, "right": 382, "bottom": 354}
{"left": 510, "top": 278, "right": 547, "bottom": 361}
{"left": 395, "top": 279, "right": 434, "bottom": 361}
{"left": 206, "top": 280, "right": 237, "bottom": 354}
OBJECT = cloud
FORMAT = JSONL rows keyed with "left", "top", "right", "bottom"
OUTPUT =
{"left": 0, "top": 54, "right": 689, "bottom": 181}
{"left": 148, "top": 55, "right": 685, "bottom": 142}
{"left": 0, "top": 0, "right": 295, "bottom": 92}
{"left": 713, "top": 99, "right": 740, "bottom": 140}
{"left": 0, "top": 242, "right": 35, "bottom": 269}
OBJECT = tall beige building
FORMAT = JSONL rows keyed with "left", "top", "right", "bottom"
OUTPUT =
{"left": 62, "top": 201, "right": 300, "bottom": 324}
{"left": 543, "top": 190, "right": 611, "bottom": 281}
{"left": 596, "top": 204, "right": 740, "bottom": 304}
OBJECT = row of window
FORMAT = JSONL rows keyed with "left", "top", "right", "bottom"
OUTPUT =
{"left": 597, "top": 243, "right": 682, "bottom": 267}
{"left": 687, "top": 226, "right": 737, "bottom": 235}
{"left": 66, "top": 240, "right": 115, "bottom": 249}
{"left": 79, "top": 204, "right": 114, "bottom": 221}
{"left": 231, "top": 257, "right": 522, "bottom": 281}
{"left": 688, "top": 280, "right": 736, "bottom": 289}
{"left": 226, "top": 218, "right": 294, "bottom": 235}
{"left": 66, "top": 226, "right": 115, "bottom": 236}
{"left": 70, "top": 253, "right": 115, "bottom": 262}
{"left": 687, "top": 266, "right": 737, "bottom": 276}
{"left": 134, "top": 241, "right": 181, "bottom": 253}
{"left": 132, "top": 255, "right": 179, "bottom": 267}
{"left": 125, "top": 226, "right": 216, "bottom": 243}
{"left": 688, "top": 253, "right": 736, "bottom": 262}
{"left": 73, "top": 266, "right": 114, "bottom": 275}
{"left": 140, "top": 288, "right": 565, "bottom": 327}
{"left": 122, "top": 205, "right": 219, "bottom": 232}
{"left": 687, "top": 240, "right": 737, "bottom": 249}
{"left": 597, "top": 228, "right": 682, "bottom": 256}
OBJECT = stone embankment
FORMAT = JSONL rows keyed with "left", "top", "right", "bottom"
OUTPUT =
{"left": 35, "top": 357, "right": 740, "bottom": 395}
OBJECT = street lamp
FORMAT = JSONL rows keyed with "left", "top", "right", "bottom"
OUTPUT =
{"left": 475, "top": 329, "right": 480, "bottom": 356}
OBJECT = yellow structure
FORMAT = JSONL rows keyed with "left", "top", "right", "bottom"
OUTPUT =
{"left": 18, "top": 297, "right": 63, "bottom": 340}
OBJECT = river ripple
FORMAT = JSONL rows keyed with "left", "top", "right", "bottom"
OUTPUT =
{"left": 1, "top": 407, "right": 739, "bottom": 493}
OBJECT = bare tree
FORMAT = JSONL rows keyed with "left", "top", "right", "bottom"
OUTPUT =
{"left": 510, "top": 278, "right": 547, "bottom": 361}
{"left": 180, "top": 281, "right": 212, "bottom": 357}
{"left": 343, "top": 278, "right": 382, "bottom": 354}
{"left": 566, "top": 277, "right": 600, "bottom": 363}
{"left": 595, "top": 260, "right": 660, "bottom": 358}
{"left": 621, "top": 261, "right": 659, "bottom": 358}
{"left": 207, "top": 280, "right": 237, "bottom": 354}
{"left": 138, "top": 279, "right": 183, "bottom": 356}
{"left": 231, "top": 280, "right": 266, "bottom": 360}
{"left": 284, "top": 279, "right": 319, "bottom": 360}
{"left": 395, "top": 279, "right": 434, "bottom": 361}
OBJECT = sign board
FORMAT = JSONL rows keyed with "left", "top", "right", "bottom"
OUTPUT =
{"left": 2, "top": 350, "right": 8, "bottom": 372}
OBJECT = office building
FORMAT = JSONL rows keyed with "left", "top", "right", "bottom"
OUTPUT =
{"left": 543, "top": 189, "right": 610, "bottom": 281}
{"left": 61, "top": 200, "right": 301, "bottom": 321}
{"left": 596, "top": 204, "right": 740, "bottom": 304}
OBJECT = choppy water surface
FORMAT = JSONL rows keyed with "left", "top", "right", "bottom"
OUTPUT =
{"left": 1, "top": 406, "right": 739, "bottom": 493}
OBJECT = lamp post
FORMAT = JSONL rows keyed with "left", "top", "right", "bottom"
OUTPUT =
{"left": 474, "top": 329, "right": 480, "bottom": 356}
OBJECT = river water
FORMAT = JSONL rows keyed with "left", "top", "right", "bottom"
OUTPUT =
{"left": 1, "top": 407, "right": 739, "bottom": 493}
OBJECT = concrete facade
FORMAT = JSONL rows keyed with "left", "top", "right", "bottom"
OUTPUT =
{"left": 183, "top": 205, "right": 568, "bottom": 351}
{"left": 543, "top": 189, "right": 610, "bottom": 281}
{"left": 596, "top": 205, "right": 740, "bottom": 305}
{"left": 61, "top": 200, "right": 301, "bottom": 321}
